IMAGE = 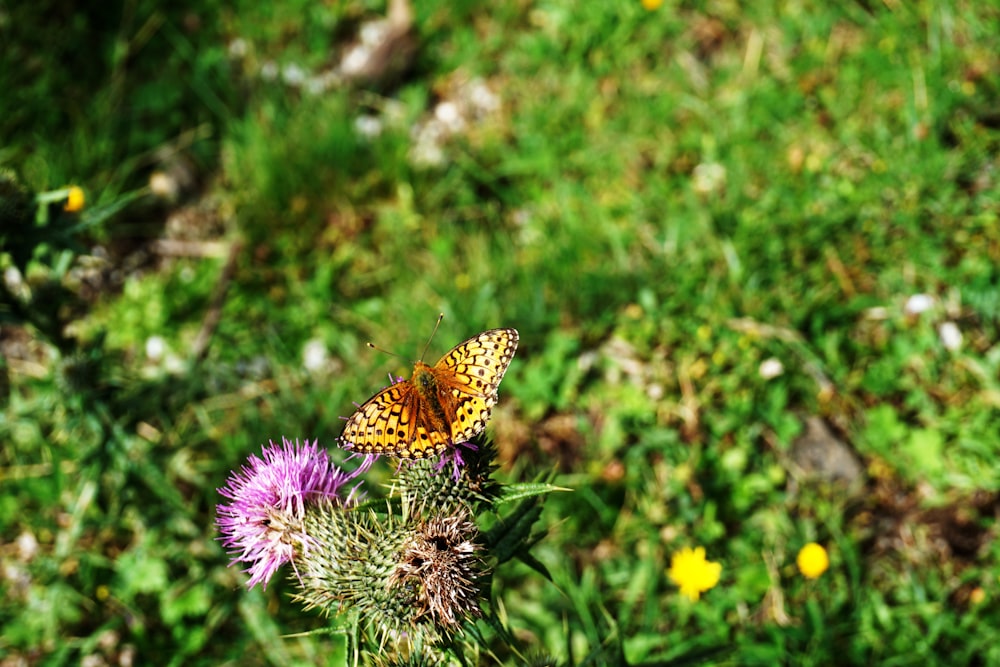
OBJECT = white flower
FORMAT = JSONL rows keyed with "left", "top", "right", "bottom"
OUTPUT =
{"left": 16, "top": 531, "right": 38, "bottom": 561}
{"left": 260, "top": 61, "right": 279, "bottom": 81}
{"left": 938, "top": 321, "right": 962, "bottom": 351}
{"left": 759, "top": 357, "right": 784, "bottom": 380}
{"left": 434, "top": 101, "right": 464, "bottom": 132}
{"left": 904, "top": 293, "right": 935, "bottom": 315}
{"left": 281, "top": 63, "right": 307, "bottom": 87}
{"left": 468, "top": 79, "right": 500, "bottom": 114}
{"left": 145, "top": 336, "right": 167, "bottom": 361}
{"left": 302, "top": 338, "right": 329, "bottom": 372}
{"left": 228, "top": 38, "right": 248, "bottom": 58}
{"left": 692, "top": 162, "right": 726, "bottom": 196}
{"left": 354, "top": 115, "right": 384, "bottom": 138}
{"left": 4, "top": 267, "right": 24, "bottom": 292}
{"left": 149, "top": 171, "right": 179, "bottom": 201}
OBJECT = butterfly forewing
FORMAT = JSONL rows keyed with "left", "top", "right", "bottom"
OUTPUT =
{"left": 434, "top": 328, "right": 518, "bottom": 442}
{"left": 435, "top": 328, "right": 519, "bottom": 397}
{"left": 339, "top": 327, "right": 518, "bottom": 458}
{"left": 340, "top": 383, "right": 416, "bottom": 456}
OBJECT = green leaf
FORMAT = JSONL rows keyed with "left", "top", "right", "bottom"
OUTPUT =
{"left": 905, "top": 428, "right": 944, "bottom": 476}
{"left": 115, "top": 548, "right": 169, "bottom": 597}
{"left": 484, "top": 497, "right": 546, "bottom": 566}
{"left": 515, "top": 550, "right": 553, "bottom": 581}
{"left": 494, "top": 481, "right": 572, "bottom": 507}
{"left": 161, "top": 583, "right": 212, "bottom": 625}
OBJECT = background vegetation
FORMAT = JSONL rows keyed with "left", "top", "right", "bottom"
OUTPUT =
{"left": 2, "top": 0, "right": 999, "bottom": 664}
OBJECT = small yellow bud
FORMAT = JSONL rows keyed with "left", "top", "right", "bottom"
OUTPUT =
{"left": 796, "top": 542, "right": 829, "bottom": 579}
{"left": 64, "top": 186, "right": 85, "bottom": 212}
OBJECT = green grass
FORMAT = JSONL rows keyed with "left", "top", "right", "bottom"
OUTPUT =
{"left": 3, "top": 0, "right": 1000, "bottom": 664}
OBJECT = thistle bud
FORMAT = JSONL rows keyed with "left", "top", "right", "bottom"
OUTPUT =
{"left": 397, "top": 438, "right": 501, "bottom": 520}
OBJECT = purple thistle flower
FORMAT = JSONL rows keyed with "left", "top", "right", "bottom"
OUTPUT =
{"left": 346, "top": 451, "right": 380, "bottom": 475}
{"left": 216, "top": 438, "right": 357, "bottom": 589}
{"left": 435, "top": 441, "right": 478, "bottom": 481}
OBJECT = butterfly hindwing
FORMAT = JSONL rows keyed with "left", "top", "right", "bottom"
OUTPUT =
{"left": 434, "top": 328, "right": 517, "bottom": 446}
{"left": 446, "top": 391, "right": 493, "bottom": 443}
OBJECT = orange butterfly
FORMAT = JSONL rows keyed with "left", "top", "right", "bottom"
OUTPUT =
{"left": 340, "top": 328, "right": 518, "bottom": 458}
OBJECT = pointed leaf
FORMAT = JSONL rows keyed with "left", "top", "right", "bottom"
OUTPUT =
{"left": 515, "top": 550, "right": 553, "bottom": 581}
{"left": 494, "top": 481, "right": 571, "bottom": 507}
{"left": 484, "top": 497, "right": 547, "bottom": 565}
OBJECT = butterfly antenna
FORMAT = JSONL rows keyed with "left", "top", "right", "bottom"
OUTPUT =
{"left": 418, "top": 312, "right": 445, "bottom": 361}
{"left": 365, "top": 341, "right": 406, "bottom": 361}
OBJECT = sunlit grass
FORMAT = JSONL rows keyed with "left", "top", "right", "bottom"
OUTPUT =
{"left": 2, "top": 0, "right": 999, "bottom": 664}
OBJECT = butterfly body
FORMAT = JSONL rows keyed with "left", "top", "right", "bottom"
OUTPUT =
{"left": 340, "top": 328, "right": 518, "bottom": 458}
{"left": 410, "top": 361, "right": 452, "bottom": 436}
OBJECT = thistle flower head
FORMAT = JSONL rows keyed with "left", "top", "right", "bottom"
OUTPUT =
{"left": 389, "top": 511, "right": 485, "bottom": 628}
{"left": 216, "top": 438, "right": 358, "bottom": 589}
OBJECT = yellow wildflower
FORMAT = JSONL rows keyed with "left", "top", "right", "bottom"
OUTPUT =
{"left": 668, "top": 546, "right": 721, "bottom": 601}
{"left": 641, "top": 0, "right": 664, "bottom": 9}
{"left": 796, "top": 542, "right": 829, "bottom": 579}
{"left": 64, "top": 186, "right": 85, "bottom": 212}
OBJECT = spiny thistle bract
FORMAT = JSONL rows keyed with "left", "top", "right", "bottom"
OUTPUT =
{"left": 218, "top": 433, "right": 556, "bottom": 664}
{"left": 293, "top": 439, "right": 500, "bottom": 656}
{"left": 397, "top": 439, "right": 502, "bottom": 520}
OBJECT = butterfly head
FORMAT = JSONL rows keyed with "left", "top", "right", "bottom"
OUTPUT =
{"left": 412, "top": 361, "right": 436, "bottom": 395}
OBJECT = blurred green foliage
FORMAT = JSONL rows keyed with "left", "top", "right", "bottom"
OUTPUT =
{"left": 2, "top": 0, "right": 1000, "bottom": 664}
